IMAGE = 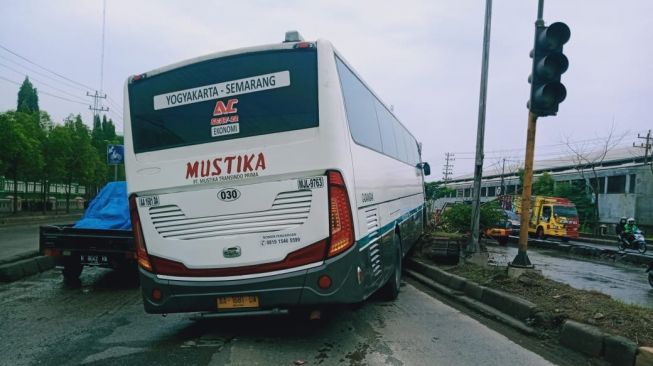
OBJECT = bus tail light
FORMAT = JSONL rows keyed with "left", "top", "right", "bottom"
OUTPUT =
{"left": 129, "top": 194, "right": 153, "bottom": 272}
{"left": 327, "top": 171, "right": 354, "bottom": 258}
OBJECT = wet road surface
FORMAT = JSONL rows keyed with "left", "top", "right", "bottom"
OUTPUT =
{"left": 0, "top": 267, "right": 560, "bottom": 366}
{"left": 489, "top": 245, "right": 653, "bottom": 308}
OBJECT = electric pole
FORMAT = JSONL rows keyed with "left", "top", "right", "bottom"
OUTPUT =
{"left": 442, "top": 152, "right": 455, "bottom": 183}
{"left": 499, "top": 158, "right": 506, "bottom": 195}
{"left": 87, "top": 90, "right": 109, "bottom": 117}
{"left": 633, "top": 129, "right": 652, "bottom": 174}
{"left": 468, "top": 0, "right": 493, "bottom": 257}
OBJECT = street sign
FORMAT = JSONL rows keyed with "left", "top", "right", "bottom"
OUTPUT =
{"left": 107, "top": 144, "right": 124, "bottom": 165}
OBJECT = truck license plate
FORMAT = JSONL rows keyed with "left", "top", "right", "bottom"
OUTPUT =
{"left": 217, "top": 295, "right": 259, "bottom": 310}
{"left": 81, "top": 255, "right": 108, "bottom": 265}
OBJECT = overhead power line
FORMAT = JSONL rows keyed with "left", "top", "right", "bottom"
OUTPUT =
{"left": 100, "top": 0, "right": 107, "bottom": 93}
{"left": 451, "top": 136, "right": 623, "bottom": 156}
{"left": 0, "top": 53, "right": 91, "bottom": 95}
{"left": 0, "top": 63, "right": 88, "bottom": 103}
{"left": 0, "top": 75, "right": 87, "bottom": 106}
{"left": 0, "top": 43, "right": 94, "bottom": 91}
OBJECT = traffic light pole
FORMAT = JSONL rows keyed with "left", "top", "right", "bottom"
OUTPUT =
{"left": 512, "top": 111, "right": 537, "bottom": 267}
{"left": 512, "top": 1, "right": 544, "bottom": 268}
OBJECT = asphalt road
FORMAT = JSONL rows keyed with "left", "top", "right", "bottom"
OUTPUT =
{"left": 0, "top": 267, "right": 559, "bottom": 366}
{"left": 0, "top": 222, "right": 43, "bottom": 259}
{"left": 0, "top": 217, "right": 79, "bottom": 260}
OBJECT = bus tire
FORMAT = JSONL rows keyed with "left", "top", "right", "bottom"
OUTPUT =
{"left": 380, "top": 234, "right": 402, "bottom": 301}
{"left": 536, "top": 227, "right": 545, "bottom": 240}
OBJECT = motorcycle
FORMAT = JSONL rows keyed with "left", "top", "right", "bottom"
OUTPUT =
{"left": 618, "top": 229, "right": 647, "bottom": 254}
{"left": 647, "top": 262, "right": 653, "bottom": 288}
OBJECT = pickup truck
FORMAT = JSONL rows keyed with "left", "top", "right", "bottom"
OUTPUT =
{"left": 39, "top": 182, "right": 135, "bottom": 281}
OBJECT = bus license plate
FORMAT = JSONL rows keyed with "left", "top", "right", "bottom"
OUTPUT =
{"left": 217, "top": 295, "right": 259, "bottom": 310}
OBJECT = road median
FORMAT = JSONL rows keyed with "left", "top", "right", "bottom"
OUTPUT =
{"left": 405, "top": 255, "right": 649, "bottom": 366}
{"left": 0, "top": 254, "right": 55, "bottom": 282}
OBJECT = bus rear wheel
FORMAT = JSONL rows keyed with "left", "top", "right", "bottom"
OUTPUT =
{"left": 380, "top": 234, "right": 402, "bottom": 301}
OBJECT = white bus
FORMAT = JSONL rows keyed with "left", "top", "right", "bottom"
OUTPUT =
{"left": 124, "top": 31, "right": 431, "bottom": 316}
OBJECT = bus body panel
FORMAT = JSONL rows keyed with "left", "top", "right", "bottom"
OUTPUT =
{"left": 139, "top": 244, "right": 363, "bottom": 314}
{"left": 136, "top": 176, "right": 329, "bottom": 269}
{"left": 333, "top": 52, "right": 425, "bottom": 293}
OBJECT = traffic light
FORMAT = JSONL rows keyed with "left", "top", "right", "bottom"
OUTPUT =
{"left": 528, "top": 22, "right": 570, "bottom": 117}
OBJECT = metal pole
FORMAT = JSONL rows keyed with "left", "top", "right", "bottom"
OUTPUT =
{"left": 512, "top": 111, "right": 537, "bottom": 266}
{"left": 511, "top": 0, "right": 544, "bottom": 267}
{"left": 468, "top": 0, "right": 493, "bottom": 254}
{"left": 114, "top": 165, "right": 118, "bottom": 181}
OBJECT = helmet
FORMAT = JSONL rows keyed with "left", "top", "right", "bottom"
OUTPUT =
{"left": 627, "top": 218, "right": 635, "bottom": 224}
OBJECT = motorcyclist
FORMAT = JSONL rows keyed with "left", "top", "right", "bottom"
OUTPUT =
{"left": 616, "top": 217, "right": 627, "bottom": 236}
{"left": 622, "top": 218, "right": 639, "bottom": 243}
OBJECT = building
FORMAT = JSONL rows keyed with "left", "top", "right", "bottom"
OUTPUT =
{"left": 0, "top": 177, "right": 86, "bottom": 213}
{"left": 434, "top": 146, "right": 653, "bottom": 230}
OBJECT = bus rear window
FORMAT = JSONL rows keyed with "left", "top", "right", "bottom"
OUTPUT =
{"left": 128, "top": 49, "right": 318, "bottom": 153}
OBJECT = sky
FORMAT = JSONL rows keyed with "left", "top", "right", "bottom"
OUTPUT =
{"left": 0, "top": 1, "right": 651, "bottom": 181}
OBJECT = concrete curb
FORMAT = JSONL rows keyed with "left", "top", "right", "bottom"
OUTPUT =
{"left": 0, "top": 254, "right": 55, "bottom": 282}
{"left": 559, "top": 320, "right": 605, "bottom": 357}
{"left": 511, "top": 236, "right": 652, "bottom": 266}
{"left": 558, "top": 320, "right": 642, "bottom": 366}
{"left": 405, "top": 258, "right": 539, "bottom": 336}
{"left": 0, "top": 213, "right": 82, "bottom": 227}
{"left": 405, "top": 268, "right": 537, "bottom": 337}
{"left": 406, "top": 257, "right": 648, "bottom": 366}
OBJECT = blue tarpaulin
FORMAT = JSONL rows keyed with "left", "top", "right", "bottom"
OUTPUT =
{"left": 74, "top": 181, "right": 131, "bottom": 230}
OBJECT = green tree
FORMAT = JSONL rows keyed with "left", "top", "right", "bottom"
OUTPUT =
{"left": 17, "top": 77, "right": 39, "bottom": 114}
{"left": 516, "top": 168, "right": 525, "bottom": 194}
{"left": 39, "top": 111, "right": 54, "bottom": 133}
{"left": 101, "top": 115, "right": 116, "bottom": 141}
{"left": 0, "top": 112, "right": 43, "bottom": 213}
{"left": 440, "top": 201, "right": 503, "bottom": 233}
{"left": 56, "top": 114, "right": 97, "bottom": 212}
{"left": 533, "top": 172, "right": 555, "bottom": 195}
{"left": 424, "top": 181, "right": 454, "bottom": 200}
{"left": 555, "top": 182, "right": 595, "bottom": 232}
{"left": 91, "top": 114, "right": 103, "bottom": 145}
{"left": 43, "top": 124, "right": 72, "bottom": 212}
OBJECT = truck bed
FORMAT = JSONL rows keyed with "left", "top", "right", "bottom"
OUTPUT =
{"left": 40, "top": 224, "right": 134, "bottom": 253}
{"left": 40, "top": 224, "right": 135, "bottom": 273}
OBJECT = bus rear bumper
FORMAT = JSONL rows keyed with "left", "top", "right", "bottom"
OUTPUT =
{"left": 139, "top": 246, "right": 364, "bottom": 315}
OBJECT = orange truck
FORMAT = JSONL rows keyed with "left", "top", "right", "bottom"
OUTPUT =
{"left": 498, "top": 195, "right": 580, "bottom": 241}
